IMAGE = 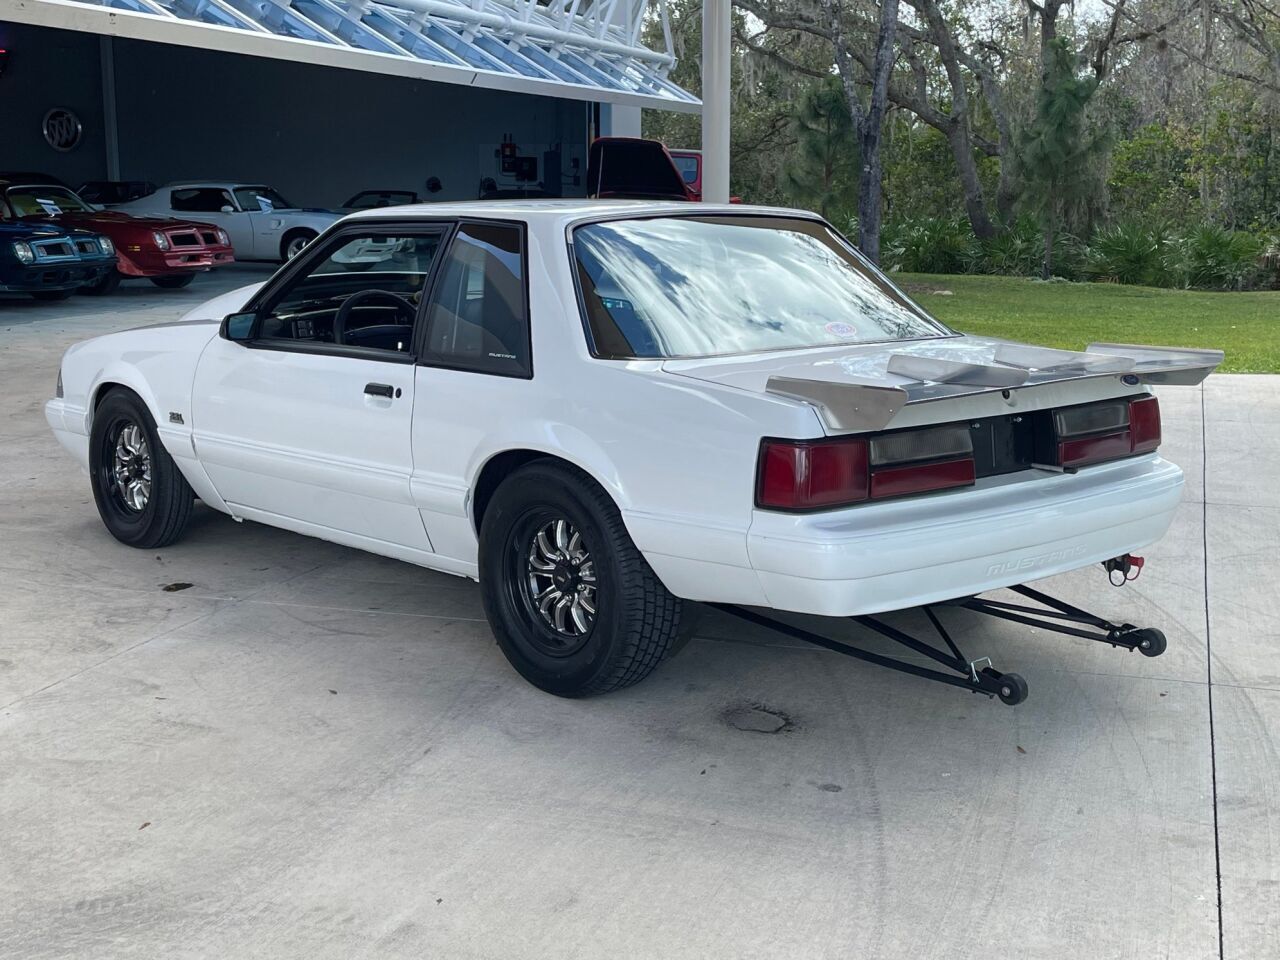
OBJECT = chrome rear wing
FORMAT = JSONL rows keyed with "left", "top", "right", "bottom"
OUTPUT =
{"left": 766, "top": 342, "right": 1223, "bottom": 432}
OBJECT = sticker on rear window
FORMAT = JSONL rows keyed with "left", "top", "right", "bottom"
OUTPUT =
{"left": 825, "top": 321, "right": 858, "bottom": 338}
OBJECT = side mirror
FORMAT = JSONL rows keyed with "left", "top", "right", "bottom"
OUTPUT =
{"left": 220, "top": 205, "right": 235, "bottom": 214}
{"left": 221, "top": 311, "right": 256, "bottom": 342}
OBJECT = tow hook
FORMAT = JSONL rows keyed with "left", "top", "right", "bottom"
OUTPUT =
{"left": 1103, "top": 554, "right": 1144, "bottom": 586}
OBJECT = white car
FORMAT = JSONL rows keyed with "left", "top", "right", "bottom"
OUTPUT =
{"left": 114, "top": 181, "right": 342, "bottom": 262}
{"left": 45, "top": 201, "right": 1220, "bottom": 699}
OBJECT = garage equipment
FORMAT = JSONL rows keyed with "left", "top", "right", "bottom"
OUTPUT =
{"left": 713, "top": 559, "right": 1166, "bottom": 706}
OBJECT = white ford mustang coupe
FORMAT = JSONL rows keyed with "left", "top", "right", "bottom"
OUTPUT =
{"left": 46, "top": 201, "right": 1220, "bottom": 701}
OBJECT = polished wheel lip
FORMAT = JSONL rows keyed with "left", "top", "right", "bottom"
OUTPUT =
{"left": 285, "top": 235, "right": 311, "bottom": 259}
{"left": 523, "top": 517, "right": 597, "bottom": 645}
{"left": 110, "top": 421, "right": 152, "bottom": 513}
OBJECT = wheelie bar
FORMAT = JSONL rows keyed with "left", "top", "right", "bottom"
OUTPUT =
{"left": 713, "top": 582, "right": 1167, "bottom": 707}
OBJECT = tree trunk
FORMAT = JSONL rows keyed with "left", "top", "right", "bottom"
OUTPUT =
{"left": 1042, "top": 222, "right": 1055, "bottom": 279}
{"left": 943, "top": 122, "right": 997, "bottom": 239}
{"left": 855, "top": 0, "right": 901, "bottom": 264}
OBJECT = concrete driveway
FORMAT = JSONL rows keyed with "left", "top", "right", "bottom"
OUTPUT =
{"left": 1, "top": 267, "right": 1275, "bottom": 959}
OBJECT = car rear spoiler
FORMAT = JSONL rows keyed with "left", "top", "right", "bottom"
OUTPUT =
{"left": 766, "top": 342, "right": 1224, "bottom": 432}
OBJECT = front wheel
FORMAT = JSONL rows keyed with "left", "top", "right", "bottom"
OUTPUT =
{"left": 81, "top": 270, "right": 122, "bottom": 296}
{"left": 479, "top": 461, "right": 683, "bottom": 697}
{"left": 90, "top": 388, "right": 194, "bottom": 548}
{"left": 281, "top": 230, "right": 316, "bottom": 261}
{"left": 150, "top": 273, "right": 195, "bottom": 289}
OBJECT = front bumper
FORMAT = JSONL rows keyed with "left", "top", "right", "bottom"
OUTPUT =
{"left": 45, "top": 398, "right": 90, "bottom": 470}
{"left": 744, "top": 454, "right": 1183, "bottom": 616}
{"left": 0, "top": 257, "right": 114, "bottom": 292}
{"left": 117, "top": 245, "right": 235, "bottom": 277}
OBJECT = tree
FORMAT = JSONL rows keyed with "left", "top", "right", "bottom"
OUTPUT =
{"left": 783, "top": 77, "right": 860, "bottom": 218}
{"left": 1015, "top": 37, "right": 1111, "bottom": 277}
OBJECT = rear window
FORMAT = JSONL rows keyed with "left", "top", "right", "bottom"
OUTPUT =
{"left": 572, "top": 215, "right": 951, "bottom": 360}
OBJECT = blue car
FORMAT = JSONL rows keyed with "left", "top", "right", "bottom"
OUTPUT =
{"left": 0, "top": 220, "right": 117, "bottom": 301}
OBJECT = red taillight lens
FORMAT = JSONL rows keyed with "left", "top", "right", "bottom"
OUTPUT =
{"left": 758, "top": 438, "right": 869, "bottom": 510}
{"left": 1056, "top": 395, "right": 1161, "bottom": 468}
{"left": 1129, "top": 395, "right": 1161, "bottom": 453}
{"left": 758, "top": 424, "right": 975, "bottom": 511}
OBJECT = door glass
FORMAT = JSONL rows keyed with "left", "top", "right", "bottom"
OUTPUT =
{"left": 258, "top": 232, "right": 443, "bottom": 353}
{"left": 422, "top": 223, "right": 529, "bottom": 377}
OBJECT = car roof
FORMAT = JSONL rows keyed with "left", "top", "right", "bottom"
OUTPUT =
{"left": 0, "top": 172, "right": 66, "bottom": 187}
{"left": 345, "top": 199, "right": 820, "bottom": 228}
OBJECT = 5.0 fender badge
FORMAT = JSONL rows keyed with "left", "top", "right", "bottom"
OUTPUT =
{"left": 168, "top": 412, "right": 184, "bottom": 424}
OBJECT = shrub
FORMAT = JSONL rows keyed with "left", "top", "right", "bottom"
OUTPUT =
{"left": 974, "top": 218, "right": 1085, "bottom": 280}
{"left": 880, "top": 217, "right": 977, "bottom": 274}
{"left": 1084, "top": 222, "right": 1167, "bottom": 286}
{"left": 1166, "top": 225, "right": 1263, "bottom": 290}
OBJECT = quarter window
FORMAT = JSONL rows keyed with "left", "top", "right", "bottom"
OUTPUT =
{"left": 256, "top": 231, "right": 444, "bottom": 355}
{"left": 171, "top": 188, "right": 234, "bottom": 213}
{"left": 422, "top": 222, "right": 530, "bottom": 377}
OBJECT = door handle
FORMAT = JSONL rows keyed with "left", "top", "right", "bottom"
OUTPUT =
{"left": 364, "top": 382, "right": 395, "bottom": 399}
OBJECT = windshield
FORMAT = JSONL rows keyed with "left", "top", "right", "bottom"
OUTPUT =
{"left": 572, "top": 215, "right": 951, "bottom": 359}
{"left": 235, "top": 186, "right": 292, "bottom": 212}
{"left": 6, "top": 186, "right": 94, "bottom": 216}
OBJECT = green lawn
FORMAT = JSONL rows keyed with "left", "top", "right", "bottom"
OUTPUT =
{"left": 897, "top": 273, "right": 1279, "bottom": 373}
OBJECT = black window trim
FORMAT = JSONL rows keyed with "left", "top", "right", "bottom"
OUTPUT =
{"left": 564, "top": 209, "right": 959, "bottom": 362}
{"left": 415, "top": 217, "right": 533, "bottom": 381}
{"left": 238, "top": 217, "right": 456, "bottom": 363}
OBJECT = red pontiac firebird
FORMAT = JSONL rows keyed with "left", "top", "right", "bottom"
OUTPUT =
{"left": 0, "top": 173, "right": 234, "bottom": 293}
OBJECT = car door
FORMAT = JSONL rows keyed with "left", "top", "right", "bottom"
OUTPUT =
{"left": 409, "top": 220, "right": 533, "bottom": 565}
{"left": 191, "top": 223, "right": 447, "bottom": 554}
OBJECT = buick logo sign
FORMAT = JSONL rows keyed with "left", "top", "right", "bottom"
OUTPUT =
{"left": 42, "top": 108, "right": 83, "bottom": 152}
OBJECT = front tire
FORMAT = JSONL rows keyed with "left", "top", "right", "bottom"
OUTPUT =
{"left": 281, "top": 230, "right": 316, "bottom": 261}
{"left": 90, "top": 389, "right": 194, "bottom": 548}
{"left": 479, "top": 461, "right": 683, "bottom": 697}
{"left": 81, "top": 270, "right": 122, "bottom": 296}
{"left": 150, "top": 273, "right": 195, "bottom": 289}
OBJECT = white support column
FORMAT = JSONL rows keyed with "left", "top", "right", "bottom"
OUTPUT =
{"left": 701, "top": 0, "right": 730, "bottom": 203}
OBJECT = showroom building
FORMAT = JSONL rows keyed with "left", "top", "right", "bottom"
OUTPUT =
{"left": 0, "top": 0, "right": 699, "bottom": 208}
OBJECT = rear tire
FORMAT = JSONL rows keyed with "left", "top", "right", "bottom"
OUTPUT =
{"left": 479, "top": 461, "right": 683, "bottom": 697}
{"left": 90, "top": 388, "right": 194, "bottom": 549}
{"left": 150, "top": 273, "right": 195, "bottom": 289}
{"left": 81, "top": 270, "right": 122, "bottom": 296}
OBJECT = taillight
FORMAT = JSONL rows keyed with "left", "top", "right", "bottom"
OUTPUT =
{"left": 1056, "top": 395, "right": 1160, "bottom": 468}
{"left": 758, "top": 424, "right": 975, "bottom": 511}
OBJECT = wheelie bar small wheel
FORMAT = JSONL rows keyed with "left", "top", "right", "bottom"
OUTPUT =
{"left": 980, "top": 667, "right": 1029, "bottom": 706}
{"left": 1123, "top": 627, "right": 1167, "bottom": 658}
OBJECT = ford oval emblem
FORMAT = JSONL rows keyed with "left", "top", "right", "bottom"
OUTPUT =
{"left": 1121, "top": 373, "right": 1140, "bottom": 386}
{"left": 42, "top": 108, "right": 83, "bottom": 152}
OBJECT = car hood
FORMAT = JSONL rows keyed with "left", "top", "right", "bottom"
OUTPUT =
{"left": 28, "top": 210, "right": 219, "bottom": 231}
{"left": 0, "top": 220, "right": 71, "bottom": 240}
{"left": 663, "top": 335, "right": 1223, "bottom": 432}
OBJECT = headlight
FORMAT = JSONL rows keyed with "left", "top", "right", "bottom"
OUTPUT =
{"left": 99, "top": 236, "right": 115, "bottom": 256}
{"left": 12, "top": 241, "right": 34, "bottom": 264}
{"left": 153, "top": 231, "right": 170, "bottom": 251}
{"left": 215, "top": 229, "right": 229, "bottom": 246}
{"left": 56, "top": 368, "right": 64, "bottom": 399}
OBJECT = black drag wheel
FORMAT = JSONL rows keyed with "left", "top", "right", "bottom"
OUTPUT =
{"left": 479, "top": 460, "right": 683, "bottom": 697}
{"left": 31, "top": 288, "right": 74, "bottom": 301}
{"left": 150, "top": 273, "right": 195, "bottom": 289}
{"left": 90, "top": 388, "right": 194, "bottom": 549}
{"left": 81, "top": 270, "right": 122, "bottom": 296}
{"left": 1130, "top": 628, "right": 1167, "bottom": 658}
{"left": 996, "top": 672, "right": 1029, "bottom": 706}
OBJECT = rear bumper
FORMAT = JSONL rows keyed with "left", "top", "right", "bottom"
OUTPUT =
{"left": 744, "top": 455, "right": 1183, "bottom": 616}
